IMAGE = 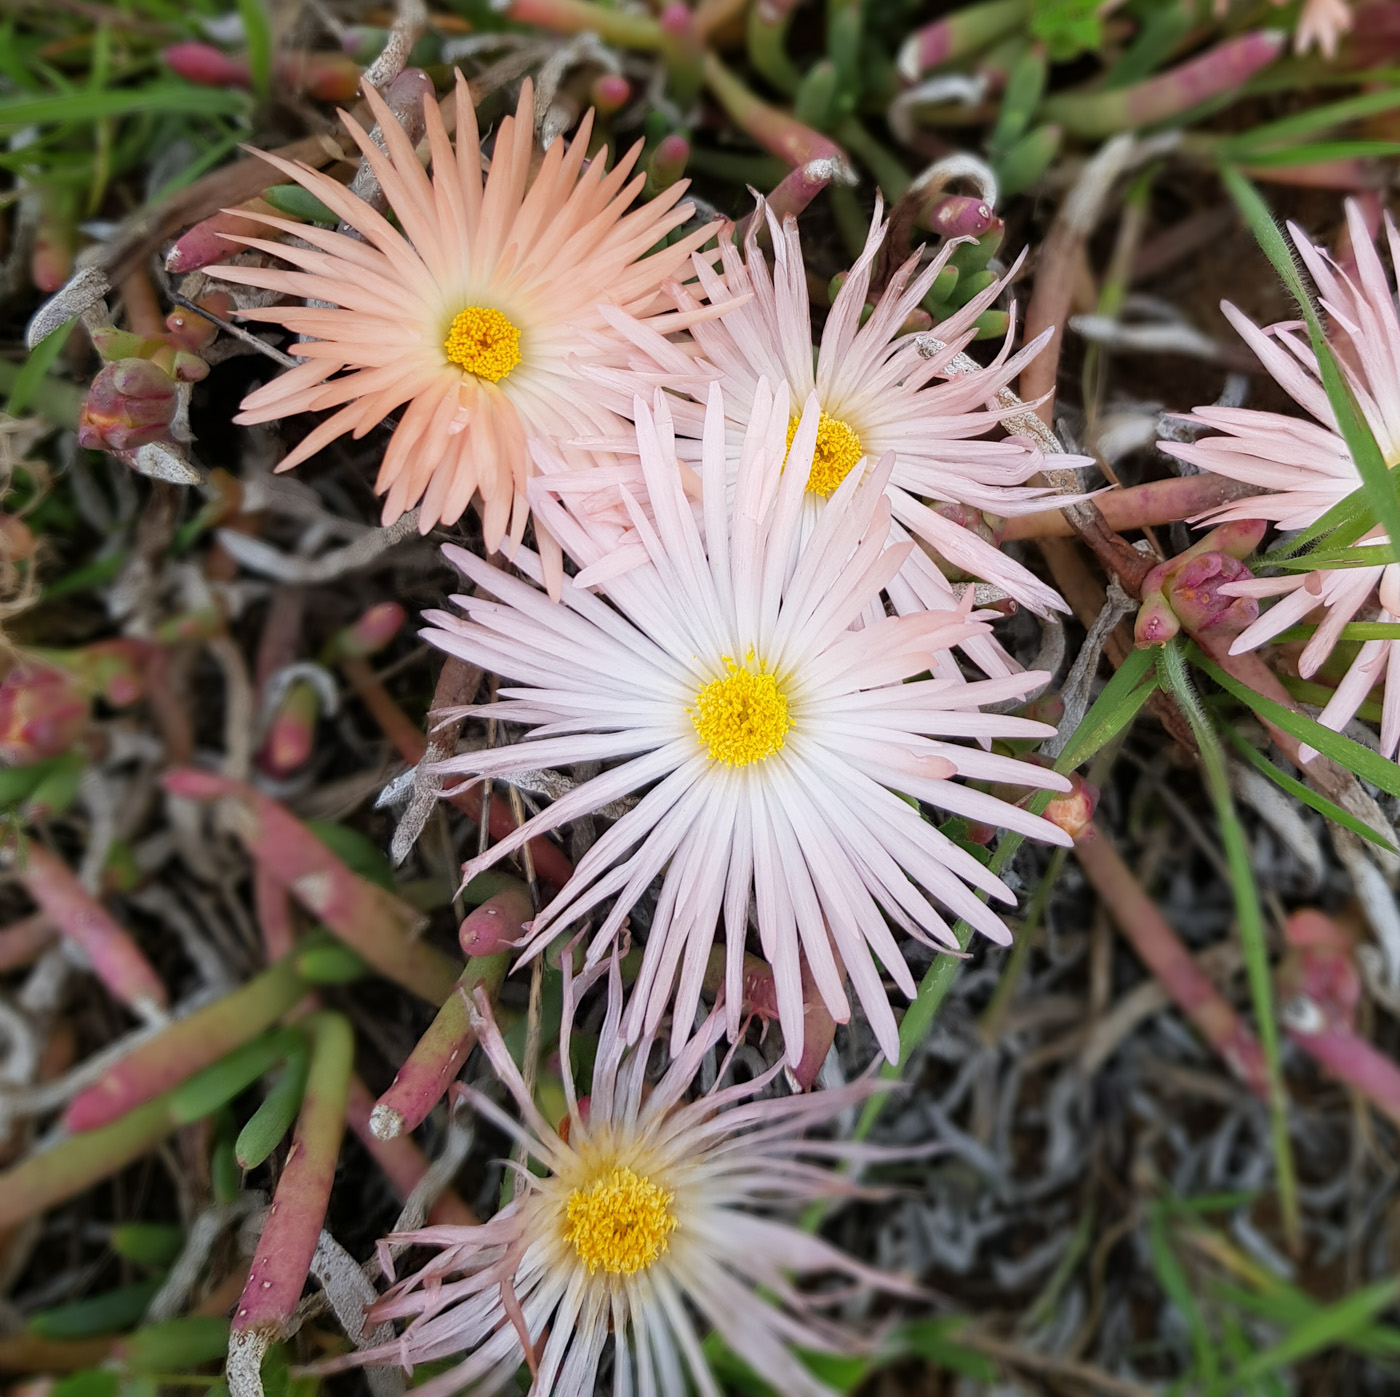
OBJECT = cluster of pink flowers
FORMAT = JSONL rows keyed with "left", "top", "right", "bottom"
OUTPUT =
{"left": 223, "top": 75, "right": 1079, "bottom": 1397}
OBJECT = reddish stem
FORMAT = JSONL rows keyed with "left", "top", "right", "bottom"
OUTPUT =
{"left": 1074, "top": 821, "right": 1271, "bottom": 1098}
{"left": 1001, "top": 476, "right": 1264, "bottom": 540}
{"left": 0, "top": 913, "right": 55, "bottom": 972}
{"left": 701, "top": 51, "right": 849, "bottom": 171}
{"left": 161, "top": 769, "right": 461, "bottom": 1005}
{"left": 65, "top": 954, "right": 307, "bottom": 1131}
{"left": 233, "top": 1011, "right": 353, "bottom": 1335}
{"left": 345, "top": 1075, "right": 476, "bottom": 1225}
{"left": 14, "top": 843, "right": 168, "bottom": 1017}
{"left": 371, "top": 952, "right": 509, "bottom": 1139}
{"left": 1289, "top": 1025, "right": 1400, "bottom": 1126}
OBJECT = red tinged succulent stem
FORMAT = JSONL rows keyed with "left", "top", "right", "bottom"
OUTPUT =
{"left": 701, "top": 52, "right": 850, "bottom": 172}
{"left": 0, "top": 913, "right": 56, "bottom": 972}
{"left": 13, "top": 843, "right": 168, "bottom": 1018}
{"left": 370, "top": 952, "right": 510, "bottom": 1140}
{"left": 1001, "top": 476, "right": 1264, "bottom": 540}
{"left": 1041, "top": 31, "right": 1285, "bottom": 137}
{"left": 0, "top": 1094, "right": 177, "bottom": 1228}
{"left": 337, "top": 658, "right": 574, "bottom": 889}
{"left": 164, "top": 199, "right": 283, "bottom": 276}
{"left": 160, "top": 769, "right": 460, "bottom": 1004}
{"left": 254, "top": 868, "right": 296, "bottom": 963}
{"left": 1073, "top": 821, "right": 1271, "bottom": 1099}
{"left": 64, "top": 953, "right": 308, "bottom": 1132}
{"left": 897, "top": 0, "right": 1028, "bottom": 78}
{"left": 738, "top": 159, "right": 847, "bottom": 242}
{"left": 497, "top": 0, "right": 663, "bottom": 47}
{"left": 232, "top": 1011, "right": 353, "bottom": 1337}
{"left": 1292, "top": 1026, "right": 1400, "bottom": 1125}
{"left": 345, "top": 1075, "right": 476, "bottom": 1225}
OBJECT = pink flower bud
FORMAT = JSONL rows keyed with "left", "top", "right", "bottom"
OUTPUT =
{"left": 257, "top": 681, "right": 319, "bottom": 778}
{"left": 1167, "top": 552, "right": 1259, "bottom": 636}
{"left": 165, "top": 292, "right": 233, "bottom": 352}
{"left": 163, "top": 41, "right": 252, "bottom": 88}
{"left": 331, "top": 602, "right": 406, "bottom": 661}
{"left": 1044, "top": 773, "right": 1099, "bottom": 841}
{"left": 590, "top": 73, "right": 631, "bottom": 114}
{"left": 0, "top": 665, "right": 90, "bottom": 764}
{"left": 77, "top": 359, "right": 178, "bottom": 453}
{"left": 1134, "top": 587, "right": 1181, "bottom": 646}
{"left": 919, "top": 195, "right": 1001, "bottom": 240}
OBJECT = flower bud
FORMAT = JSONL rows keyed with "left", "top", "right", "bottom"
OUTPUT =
{"left": 1167, "top": 551, "right": 1259, "bottom": 636}
{"left": 590, "top": 73, "right": 631, "bottom": 115}
{"left": 77, "top": 358, "right": 178, "bottom": 453}
{"left": 0, "top": 664, "right": 90, "bottom": 765}
{"left": 1043, "top": 772, "right": 1099, "bottom": 840}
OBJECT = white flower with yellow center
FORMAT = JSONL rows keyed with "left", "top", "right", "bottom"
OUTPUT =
{"left": 210, "top": 74, "right": 710, "bottom": 589}
{"left": 423, "top": 382, "right": 1071, "bottom": 1065}
{"left": 586, "top": 198, "right": 1087, "bottom": 648}
{"left": 335, "top": 958, "right": 924, "bottom": 1397}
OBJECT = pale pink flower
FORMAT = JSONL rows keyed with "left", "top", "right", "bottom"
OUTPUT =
{"left": 584, "top": 200, "right": 1083, "bottom": 654}
{"left": 1161, "top": 200, "right": 1400, "bottom": 756}
{"left": 332, "top": 955, "right": 922, "bottom": 1397}
{"left": 210, "top": 75, "right": 708, "bottom": 581}
{"left": 1295, "top": 0, "right": 1352, "bottom": 55}
{"left": 423, "top": 382, "right": 1071, "bottom": 1065}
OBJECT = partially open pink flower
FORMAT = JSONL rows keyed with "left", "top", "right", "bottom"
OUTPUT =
{"left": 1161, "top": 200, "right": 1400, "bottom": 758}
{"left": 211, "top": 75, "right": 711, "bottom": 585}
{"left": 423, "top": 382, "right": 1070, "bottom": 1065}
{"left": 327, "top": 956, "right": 922, "bottom": 1397}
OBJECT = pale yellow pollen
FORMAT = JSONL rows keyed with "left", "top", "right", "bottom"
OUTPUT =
{"left": 691, "top": 656, "right": 791, "bottom": 767}
{"left": 564, "top": 1165, "right": 677, "bottom": 1276}
{"left": 443, "top": 306, "right": 521, "bottom": 382}
{"left": 786, "top": 410, "right": 864, "bottom": 498}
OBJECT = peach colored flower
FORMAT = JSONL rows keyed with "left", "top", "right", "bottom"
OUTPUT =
{"left": 211, "top": 74, "right": 709, "bottom": 587}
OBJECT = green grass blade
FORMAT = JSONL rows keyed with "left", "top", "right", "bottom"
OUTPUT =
{"left": 1157, "top": 640, "right": 1297, "bottom": 1249}
{"left": 851, "top": 644, "right": 1160, "bottom": 1143}
{"left": 1221, "top": 166, "right": 1400, "bottom": 564}
{"left": 7, "top": 316, "right": 77, "bottom": 415}
{"left": 1055, "top": 643, "right": 1159, "bottom": 772}
{"left": 1148, "top": 1207, "right": 1220, "bottom": 1383}
{"left": 1189, "top": 643, "right": 1400, "bottom": 799}
{"left": 237, "top": 0, "right": 272, "bottom": 101}
{"left": 1202, "top": 1278, "right": 1400, "bottom": 1396}
{"left": 1239, "top": 140, "right": 1400, "bottom": 167}
{"left": 1220, "top": 721, "right": 1397, "bottom": 853}
{"left": 1220, "top": 87, "right": 1400, "bottom": 152}
{"left": 0, "top": 84, "right": 249, "bottom": 130}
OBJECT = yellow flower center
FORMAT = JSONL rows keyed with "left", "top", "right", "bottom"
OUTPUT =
{"left": 786, "top": 410, "right": 864, "bottom": 498}
{"left": 691, "top": 657, "right": 791, "bottom": 767}
{"left": 565, "top": 1165, "right": 677, "bottom": 1276}
{"left": 443, "top": 306, "right": 521, "bottom": 382}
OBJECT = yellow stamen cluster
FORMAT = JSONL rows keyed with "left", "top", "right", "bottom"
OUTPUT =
{"left": 691, "top": 658, "right": 791, "bottom": 767}
{"left": 565, "top": 1166, "right": 677, "bottom": 1276}
{"left": 444, "top": 306, "right": 521, "bottom": 382}
{"left": 786, "top": 410, "right": 864, "bottom": 498}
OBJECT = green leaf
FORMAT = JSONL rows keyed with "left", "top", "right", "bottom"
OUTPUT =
{"left": 29, "top": 1279, "right": 163, "bottom": 1338}
{"left": 108, "top": 1223, "right": 183, "bottom": 1268}
{"left": 1055, "top": 643, "right": 1159, "bottom": 772}
{"left": 1240, "top": 140, "right": 1400, "bottom": 168}
{"left": 1157, "top": 640, "right": 1297, "bottom": 1247}
{"left": 261, "top": 183, "right": 339, "bottom": 226}
{"left": 121, "top": 1317, "right": 230, "bottom": 1372}
{"left": 1190, "top": 643, "right": 1400, "bottom": 799}
{"left": 236, "top": 0, "right": 272, "bottom": 100}
{"left": 1271, "top": 621, "right": 1400, "bottom": 644}
{"left": 168, "top": 1027, "right": 300, "bottom": 1125}
{"left": 1221, "top": 87, "right": 1400, "bottom": 153}
{"left": 7, "top": 316, "right": 76, "bottom": 415}
{"left": 1202, "top": 1278, "right": 1400, "bottom": 1395}
{"left": 234, "top": 1038, "right": 310, "bottom": 1170}
{"left": 306, "top": 820, "right": 394, "bottom": 889}
{"left": 0, "top": 84, "right": 249, "bottom": 131}
{"left": 1029, "top": 0, "right": 1102, "bottom": 59}
{"left": 1221, "top": 721, "right": 1397, "bottom": 853}
{"left": 1221, "top": 167, "right": 1400, "bottom": 569}
{"left": 901, "top": 1317, "right": 999, "bottom": 1380}
{"left": 1147, "top": 1208, "right": 1219, "bottom": 1383}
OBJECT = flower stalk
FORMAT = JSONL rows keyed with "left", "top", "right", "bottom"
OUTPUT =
{"left": 1073, "top": 820, "right": 1271, "bottom": 1098}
